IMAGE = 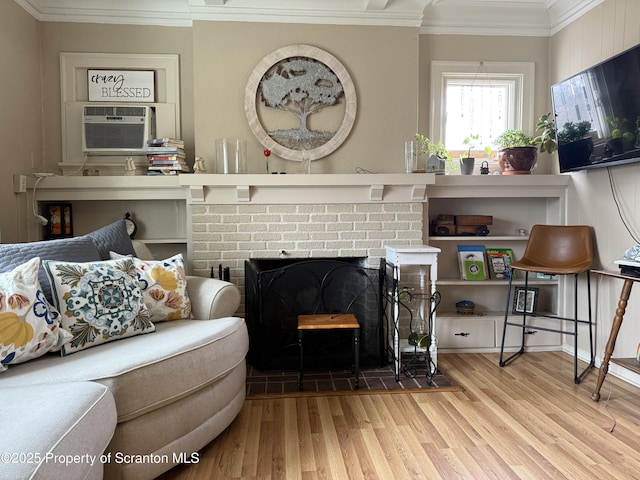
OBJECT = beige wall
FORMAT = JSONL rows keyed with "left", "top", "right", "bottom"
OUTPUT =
{"left": 550, "top": 0, "right": 640, "bottom": 368}
{"left": 38, "top": 22, "right": 195, "bottom": 167}
{"left": 418, "top": 34, "right": 552, "bottom": 172}
{"left": 0, "top": 2, "right": 43, "bottom": 242}
{"left": 192, "top": 22, "right": 420, "bottom": 174}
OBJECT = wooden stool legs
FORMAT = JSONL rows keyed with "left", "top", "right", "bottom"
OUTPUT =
{"left": 298, "top": 314, "right": 360, "bottom": 392}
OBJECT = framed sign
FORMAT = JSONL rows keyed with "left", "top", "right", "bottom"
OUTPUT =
{"left": 512, "top": 287, "right": 539, "bottom": 314}
{"left": 88, "top": 70, "right": 155, "bottom": 102}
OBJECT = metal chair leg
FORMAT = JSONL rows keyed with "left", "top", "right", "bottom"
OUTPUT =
{"left": 500, "top": 270, "right": 526, "bottom": 367}
{"left": 574, "top": 271, "right": 595, "bottom": 384}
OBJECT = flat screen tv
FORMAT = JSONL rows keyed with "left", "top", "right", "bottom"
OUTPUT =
{"left": 551, "top": 43, "right": 640, "bottom": 173}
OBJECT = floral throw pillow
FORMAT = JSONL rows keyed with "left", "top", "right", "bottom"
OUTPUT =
{"left": 110, "top": 253, "right": 192, "bottom": 322}
{"left": 43, "top": 257, "right": 154, "bottom": 356}
{"left": 0, "top": 257, "right": 69, "bottom": 371}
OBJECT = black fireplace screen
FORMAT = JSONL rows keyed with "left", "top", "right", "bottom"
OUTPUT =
{"left": 245, "top": 257, "right": 384, "bottom": 371}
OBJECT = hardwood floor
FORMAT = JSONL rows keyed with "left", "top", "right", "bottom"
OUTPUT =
{"left": 158, "top": 352, "right": 640, "bottom": 479}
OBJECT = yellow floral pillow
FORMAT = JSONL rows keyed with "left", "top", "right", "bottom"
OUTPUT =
{"left": 0, "top": 257, "right": 69, "bottom": 371}
{"left": 113, "top": 253, "right": 192, "bottom": 322}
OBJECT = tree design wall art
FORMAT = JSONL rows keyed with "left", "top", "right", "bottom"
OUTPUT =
{"left": 245, "top": 45, "right": 357, "bottom": 162}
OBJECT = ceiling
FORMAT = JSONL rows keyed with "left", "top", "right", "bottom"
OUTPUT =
{"left": 16, "top": 0, "right": 603, "bottom": 36}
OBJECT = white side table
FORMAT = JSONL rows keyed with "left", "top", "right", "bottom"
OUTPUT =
{"left": 385, "top": 245, "right": 440, "bottom": 380}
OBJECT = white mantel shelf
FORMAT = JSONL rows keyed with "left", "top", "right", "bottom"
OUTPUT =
{"left": 28, "top": 173, "right": 571, "bottom": 203}
{"left": 29, "top": 175, "right": 185, "bottom": 201}
{"left": 429, "top": 174, "right": 571, "bottom": 198}
{"left": 178, "top": 173, "right": 436, "bottom": 204}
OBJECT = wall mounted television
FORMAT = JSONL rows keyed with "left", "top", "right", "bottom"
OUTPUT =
{"left": 551, "top": 43, "right": 640, "bottom": 173}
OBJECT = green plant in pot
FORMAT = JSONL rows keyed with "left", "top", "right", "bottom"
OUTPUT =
{"left": 460, "top": 134, "right": 479, "bottom": 175}
{"left": 460, "top": 134, "right": 492, "bottom": 175}
{"left": 493, "top": 129, "right": 537, "bottom": 175}
{"left": 534, "top": 112, "right": 558, "bottom": 154}
{"left": 415, "top": 133, "right": 453, "bottom": 174}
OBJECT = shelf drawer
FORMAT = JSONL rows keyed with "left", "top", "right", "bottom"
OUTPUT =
{"left": 438, "top": 317, "right": 495, "bottom": 348}
{"left": 498, "top": 316, "right": 562, "bottom": 347}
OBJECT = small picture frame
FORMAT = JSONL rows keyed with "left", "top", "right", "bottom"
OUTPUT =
{"left": 512, "top": 286, "right": 539, "bottom": 314}
{"left": 44, "top": 202, "right": 73, "bottom": 240}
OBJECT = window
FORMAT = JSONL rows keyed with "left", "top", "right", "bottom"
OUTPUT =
{"left": 431, "top": 61, "right": 535, "bottom": 168}
{"left": 445, "top": 78, "right": 513, "bottom": 151}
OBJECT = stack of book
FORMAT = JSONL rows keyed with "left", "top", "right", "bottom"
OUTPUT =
{"left": 457, "top": 245, "right": 515, "bottom": 280}
{"left": 146, "top": 138, "right": 190, "bottom": 175}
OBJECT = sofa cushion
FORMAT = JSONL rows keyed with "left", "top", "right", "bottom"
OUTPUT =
{"left": 0, "top": 236, "right": 101, "bottom": 303}
{"left": 0, "top": 382, "right": 116, "bottom": 480}
{"left": 111, "top": 253, "right": 192, "bottom": 322}
{"left": 43, "top": 257, "right": 155, "bottom": 356}
{"left": 0, "top": 317, "right": 247, "bottom": 423}
{"left": 0, "top": 258, "right": 70, "bottom": 372}
{"left": 85, "top": 219, "right": 136, "bottom": 259}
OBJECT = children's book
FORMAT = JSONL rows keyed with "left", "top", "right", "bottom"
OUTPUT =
{"left": 486, "top": 248, "right": 515, "bottom": 280}
{"left": 457, "top": 245, "right": 487, "bottom": 281}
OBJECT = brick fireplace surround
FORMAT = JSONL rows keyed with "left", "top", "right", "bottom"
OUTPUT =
{"left": 182, "top": 174, "right": 435, "bottom": 314}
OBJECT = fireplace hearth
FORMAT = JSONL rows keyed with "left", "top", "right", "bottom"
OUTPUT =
{"left": 245, "top": 257, "right": 384, "bottom": 371}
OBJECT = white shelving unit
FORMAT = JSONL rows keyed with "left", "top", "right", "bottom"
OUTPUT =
{"left": 425, "top": 175, "right": 570, "bottom": 353}
{"left": 31, "top": 176, "right": 188, "bottom": 261}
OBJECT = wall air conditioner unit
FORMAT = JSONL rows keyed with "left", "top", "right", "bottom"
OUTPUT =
{"left": 82, "top": 105, "right": 155, "bottom": 155}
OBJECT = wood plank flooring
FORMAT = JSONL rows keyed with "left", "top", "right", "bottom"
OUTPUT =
{"left": 158, "top": 352, "right": 640, "bottom": 479}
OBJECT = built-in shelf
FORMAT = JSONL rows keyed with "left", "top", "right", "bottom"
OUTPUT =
{"left": 139, "top": 238, "right": 186, "bottom": 244}
{"left": 431, "top": 235, "right": 529, "bottom": 241}
{"left": 437, "top": 279, "right": 557, "bottom": 286}
{"left": 426, "top": 174, "right": 569, "bottom": 353}
{"left": 611, "top": 358, "right": 640, "bottom": 375}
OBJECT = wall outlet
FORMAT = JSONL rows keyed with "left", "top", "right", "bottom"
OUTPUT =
{"left": 13, "top": 174, "right": 27, "bottom": 193}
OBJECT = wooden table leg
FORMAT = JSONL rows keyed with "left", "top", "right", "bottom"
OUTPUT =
{"left": 354, "top": 328, "right": 360, "bottom": 390}
{"left": 592, "top": 279, "right": 634, "bottom": 401}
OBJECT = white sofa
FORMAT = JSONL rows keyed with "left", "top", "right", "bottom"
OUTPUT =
{"left": 0, "top": 222, "right": 248, "bottom": 480}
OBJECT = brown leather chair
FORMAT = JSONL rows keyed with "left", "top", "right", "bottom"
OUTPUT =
{"left": 499, "top": 224, "right": 595, "bottom": 383}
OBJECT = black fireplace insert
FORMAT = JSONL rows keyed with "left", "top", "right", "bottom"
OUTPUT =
{"left": 245, "top": 257, "right": 384, "bottom": 371}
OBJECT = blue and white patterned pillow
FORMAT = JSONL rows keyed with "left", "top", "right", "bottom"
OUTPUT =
{"left": 43, "top": 257, "right": 154, "bottom": 356}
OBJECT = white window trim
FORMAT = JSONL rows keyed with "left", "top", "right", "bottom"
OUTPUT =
{"left": 430, "top": 61, "right": 535, "bottom": 143}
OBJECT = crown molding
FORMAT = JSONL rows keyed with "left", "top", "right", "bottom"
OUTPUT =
{"left": 421, "top": 1, "right": 551, "bottom": 36}
{"left": 14, "top": 0, "right": 602, "bottom": 34}
{"left": 547, "top": 0, "right": 605, "bottom": 35}
{"left": 14, "top": 0, "right": 429, "bottom": 27}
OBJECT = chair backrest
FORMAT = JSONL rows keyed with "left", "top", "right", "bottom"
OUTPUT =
{"left": 520, "top": 224, "right": 593, "bottom": 273}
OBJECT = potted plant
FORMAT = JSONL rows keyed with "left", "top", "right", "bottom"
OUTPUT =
{"left": 534, "top": 112, "right": 558, "bottom": 154}
{"left": 493, "top": 129, "right": 537, "bottom": 174}
{"left": 460, "top": 134, "right": 479, "bottom": 175}
{"left": 460, "top": 134, "right": 492, "bottom": 175}
{"left": 415, "top": 133, "right": 453, "bottom": 174}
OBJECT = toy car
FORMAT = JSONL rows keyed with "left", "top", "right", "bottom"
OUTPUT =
{"left": 431, "top": 214, "right": 492, "bottom": 236}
